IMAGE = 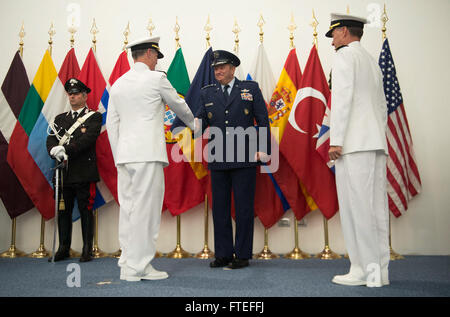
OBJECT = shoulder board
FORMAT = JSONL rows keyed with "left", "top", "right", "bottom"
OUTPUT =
{"left": 335, "top": 45, "right": 348, "bottom": 52}
{"left": 201, "top": 84, "right": 216, "bottom": 90}
{"left": 240, "top": 80, "right": 258, "bottom": 85}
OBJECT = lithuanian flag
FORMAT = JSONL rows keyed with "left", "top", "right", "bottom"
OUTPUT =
{"left": 7, "top": 50, "right": 58, "bottom": 220}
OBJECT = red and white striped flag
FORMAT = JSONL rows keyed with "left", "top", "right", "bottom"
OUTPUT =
{"left": 379, "top": 39, "right": 422, "bottom": 217}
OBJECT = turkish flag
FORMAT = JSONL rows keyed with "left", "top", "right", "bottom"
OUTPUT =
{"left": 279, "top": 46, "right": 338, "bottom": 219}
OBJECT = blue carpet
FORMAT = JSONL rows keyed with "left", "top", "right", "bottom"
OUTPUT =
{"left": 0, "top": 256, "right": 449, "bottom": 298}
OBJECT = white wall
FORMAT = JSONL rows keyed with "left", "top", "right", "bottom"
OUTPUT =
{"left": 1, "top": 0, "right": 449, "bottom": 256}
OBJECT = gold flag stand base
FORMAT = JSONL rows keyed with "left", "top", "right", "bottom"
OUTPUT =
{"left": 167, "top": 244, "right": 192, "bottom": 259}
{"left": 315, "top": 218, "right": 341, "bottom": 260}
{"left": 0, "top": 245, "right": 26, "bottom": 258}
{"left": 284, "top": 247, "right": 310, "bottom": 260}
{"left": 28, "top": 244, "right": 51, "bottom": 258}
{"left": 110, "top": 249, "right": 122, "bottom": 258}
{"left": 254, "top": 229, "right": 279, "bottom": 260}
{"left": 70, "top": 249, "right": 81, "bottom": 258}
{"left": 254, "top": 245, "right": 279, "bottom": 260}
{"left": 29, "top": 217, "right": 50, "bottom": 258}
{"left": 155, "top": 251, "right": 164, "bottom": 258}
{"left": 92, "top": 245, "right": 108, "bottom": 258}
{"left": 195, "top": 245, "right": 214, "bottom": 259}
{"left": 167, "top": 215, "right": 192, "bottom": 259}
{"left": 315, "top": 245, "right": 341, "bottom": 260}
{"left": 284, "top": 219, "right": 310, "bottom": 260}
{"left": 390, "top": 247, "right": 404, "bottom": 260}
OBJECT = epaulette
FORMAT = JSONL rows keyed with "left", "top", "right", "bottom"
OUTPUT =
{"left": 335, "top": 45, "right": 348, "bottom": 52}
{"left": 201, "top": 84, "right": 216, "bottom": 90}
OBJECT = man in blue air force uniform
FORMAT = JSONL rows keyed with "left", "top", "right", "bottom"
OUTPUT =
{"left": 194, "top": 50, "right": 271, "bottom": 269}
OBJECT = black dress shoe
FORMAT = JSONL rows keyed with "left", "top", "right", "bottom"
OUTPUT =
{"left": 79, "top": 252, "right": 92, "bottom": 262}
{"left": 48, "top": 249, "right": 70, "bottom": 262}
{"left": 210, "top": 257, "right": 232, "bottom": 268}
{"left": 227, "top": 258, "right": 249, "bottom": 269}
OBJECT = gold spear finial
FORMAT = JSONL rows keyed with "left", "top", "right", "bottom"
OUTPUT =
{"left": 381, "top": 4, "right": 389, "bottom": 40}
{"left": 174, "top": 17, "right": 181, "bottom": 48}
{"left": 68, "top": 16, "right": 77, "bottom": 48}
{"left": 18, "top": 22, "right": 25, "bottom": 57}
{"left": 204, "top": 15, "right": 213, "bottom": 48}
{"left": 310, "top": 9, "right": 319, "bottom": 49}
{"left": 287, "top": 12, "right": 297, "bottom": 49}
{"left": 147, "top": 18, "right": 155, "bottom": 36}
{"left": 123, "top": 21, "right": 130, "bottom": 50}
{"left": 232, "top": 18, "right": 241, "bottom": 54}
{"left": 90, "top": 18, "right": 99, "bottom": 52}
{"left": 48, "top": 22, "right": 56, "bottom": 56}
{"left": 257, "top": 14, "right": 265, "bottom": 44}
{"left": 346, "top": 5, "right": 350, "bottom": 14}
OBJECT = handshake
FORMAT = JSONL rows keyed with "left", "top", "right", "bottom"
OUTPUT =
{"left": 50, "top": 145, "right": 68, "bottom": 162}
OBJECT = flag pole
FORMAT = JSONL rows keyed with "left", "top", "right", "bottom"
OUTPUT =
{"left": 232, "top": 18, "right": 241, "bottom": 54}
{"left": 253, "top": 14, "right": 279, "bottom": 260}
{"left": 166, "top": 18, "right": 192, "bottom": 259}
{"left": 29, "top": 23, "right": 57, "bottom": 259}
{"left": 1, "top": 24, "right": 28, "bottom": 259}
{"left": 88, "top": 18, "right": 107, "bottom": 259}
{"left": 380, "top": 4, "right": 404, "bottom": 261}
{"left": 283, "top": 15, "right": 311, "bottom": 260}
{"left": 195, "top": 16, "right": 215, "bottom": 259}
{"left": 308, "top": 11, "right": 340, "bottom": 260}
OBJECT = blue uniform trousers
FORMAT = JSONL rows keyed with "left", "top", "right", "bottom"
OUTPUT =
{"left": 210, "top": 167, "right": 256, "bottom": 260}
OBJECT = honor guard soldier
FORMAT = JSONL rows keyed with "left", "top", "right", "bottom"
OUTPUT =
{"left": 107, "top": 36, "right": 195, "bottom": 281}
{"left": 326, "top": 13, "right": 390, "bottom": 287}
{"left": 46, "top": 78, "right": 102, "bottom": 262}
{"left": 194, "top": 50, "right": 271, "bottom": 269}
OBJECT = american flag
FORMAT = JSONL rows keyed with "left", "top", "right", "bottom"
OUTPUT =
{"left": 379, "top": 38, "right": 422, "bottom": 217}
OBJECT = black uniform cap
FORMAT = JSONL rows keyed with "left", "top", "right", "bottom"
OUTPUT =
{"left": 211, "top": 50, "right": 240, "bottom": 67}
{"left": 64, "top": 78, "right": 91, "bottom": 94}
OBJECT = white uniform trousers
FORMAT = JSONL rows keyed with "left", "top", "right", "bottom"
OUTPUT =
{"left": 117, "top": 162, "right": 164, "bottom": 276}
{"left": 335, "top": 151, "right": 390, "bottom": 284}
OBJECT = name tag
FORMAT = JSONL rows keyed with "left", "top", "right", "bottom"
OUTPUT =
{"left": 205, "top": 102, "right": 213, "bottom": 107}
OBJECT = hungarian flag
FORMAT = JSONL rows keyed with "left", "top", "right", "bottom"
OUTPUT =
{"left": 379, "top": 39, "right": 421, "bottom": 217}
{"left": 78, "top": 48, "right": 115, "bottom": 209}
{"left": 163, "top": 47, "right": 205, "bottom": 215}
{"left": 0, "top": 51, "right": 34, "bottom": 218}
{"left": 280, "top": 46, "right": 339, "bottom": 219}
{"left": 7, "top": 50, "right": 58, "bottom": 220}
{"left": 246, "top": 43, "right": 289, "bottom": 228}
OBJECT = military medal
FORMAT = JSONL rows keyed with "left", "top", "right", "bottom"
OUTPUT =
{"left": 241, "top": 92, "right": 253, "bottom": 101}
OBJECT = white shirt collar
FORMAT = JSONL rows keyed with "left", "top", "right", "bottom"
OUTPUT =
{"left": 221, "top": 77, "right": 236, "bottom": 91}
{"left": 71, "top": 106, "right": 87, "bottom": 116}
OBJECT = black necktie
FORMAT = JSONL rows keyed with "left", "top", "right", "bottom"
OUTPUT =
{"left": 73, "top": 112, "right": 79, "bottom": 120}
{"left": 223, "top": 84, "right": 230, "bottom": 101}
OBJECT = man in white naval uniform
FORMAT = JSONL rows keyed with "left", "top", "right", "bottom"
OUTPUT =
{"left": 326, "top": 13, "right": 390, "bottom": 287}
{"left": 106, "top": 36, "right": 195, "bottom": 282}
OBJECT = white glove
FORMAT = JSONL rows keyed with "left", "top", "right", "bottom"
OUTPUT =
{"left": 50, "top": 145, "right": 65, "bottom": 157}
{"left": 55, "top": 151, "right": 67, "bottom": 161}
